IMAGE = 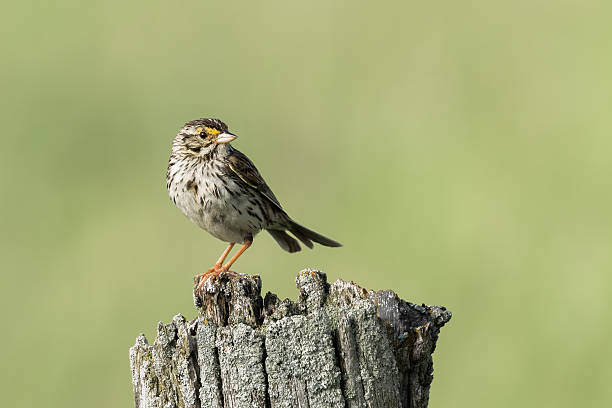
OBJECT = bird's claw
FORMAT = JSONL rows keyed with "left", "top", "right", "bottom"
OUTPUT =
{"left": 195, "top": 265, "right": 239, "bottom": 291}
{"left": 194, "top": 265, "right": 221, "bottom": 291}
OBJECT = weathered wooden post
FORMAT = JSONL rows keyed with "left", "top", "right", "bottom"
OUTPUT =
{"left": 129, "top": 269, "right": 451, "bottom": 408}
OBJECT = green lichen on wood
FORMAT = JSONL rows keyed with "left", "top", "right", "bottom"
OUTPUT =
{"left": 130, "top": 269, "right": 451, "bottom": 408}
{"left": 265, "top": 310, "right": 344, "bottom": 407}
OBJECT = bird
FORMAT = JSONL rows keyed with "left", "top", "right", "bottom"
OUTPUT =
{"left": 166, "top": 118, "right": 342, "bottom": 290}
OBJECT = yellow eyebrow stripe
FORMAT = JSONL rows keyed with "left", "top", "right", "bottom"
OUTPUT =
{"left": 205, "top": 127, "right": 221, "bottom": 136}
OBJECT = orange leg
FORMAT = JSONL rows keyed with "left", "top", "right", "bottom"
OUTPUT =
{"left": 195, "top": 243, "right": 235, "bottom": 290}
{"left": 219, "top": 240, "right": 252, "bottom": 272}
{"left": 214, "top": 243, "right": 235, "bottom": 268}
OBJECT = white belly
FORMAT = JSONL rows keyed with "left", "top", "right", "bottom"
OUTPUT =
{"left": 168, "top": 161, "right": 266, "bottom": 243}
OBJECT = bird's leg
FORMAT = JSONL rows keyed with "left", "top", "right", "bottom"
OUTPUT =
{"left": 212, "top": 243, "right": 235, "bottom": 271}
{"left": 195, "top": 243, "right": 234, "bottom": 290}
{"left": 218, "top": 240, "right": 252, "bottom": 272}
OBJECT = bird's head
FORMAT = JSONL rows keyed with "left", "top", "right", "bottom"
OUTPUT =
{"left": 173, "top": 118, "right": 237, "bottom": 156}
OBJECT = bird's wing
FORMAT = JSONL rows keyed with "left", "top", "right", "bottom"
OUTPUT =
{"left": 225, "top": 149, "right": 286, "bottom": 213}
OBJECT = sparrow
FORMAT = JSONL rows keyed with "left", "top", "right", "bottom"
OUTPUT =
{"left": 166, "top": 118, "right": 341, "bottom": 289}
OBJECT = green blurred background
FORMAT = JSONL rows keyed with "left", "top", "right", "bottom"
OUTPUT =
{"left": 2, "top": 1, "right": 611, "bottom": 406}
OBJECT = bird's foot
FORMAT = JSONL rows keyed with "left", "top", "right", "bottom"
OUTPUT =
{"left": 195, "top": 265, "right": 221, "bottom": 291}
{"left": 215, "top": 265, "right": 240, "bottom": 280}
{"left": 195, "top": 265, "right": 240, "bottom": 291}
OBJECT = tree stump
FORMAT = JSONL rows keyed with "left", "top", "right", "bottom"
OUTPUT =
{"left": 129, "top": 269, "right": 451, "bottom": 408}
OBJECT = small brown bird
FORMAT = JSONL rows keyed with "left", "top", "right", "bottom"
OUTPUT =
{"left": 166, "top": 118, "right": 341, "bottom": 289}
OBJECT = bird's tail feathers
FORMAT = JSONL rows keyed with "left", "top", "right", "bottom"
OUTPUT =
{"left": 287, "top": 220, "right": 342, "bottom": 249}
{"left": 267, "top": 229, "right": 301, "bottom": 253}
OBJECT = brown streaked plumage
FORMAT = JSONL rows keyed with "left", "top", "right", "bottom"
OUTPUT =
{"left": 166, "top": 118, "right": 341, "bottom": 289}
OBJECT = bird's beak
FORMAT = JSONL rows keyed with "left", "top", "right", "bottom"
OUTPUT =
{"left": 214, "top": 132, "right": 237, "bottom": 144}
